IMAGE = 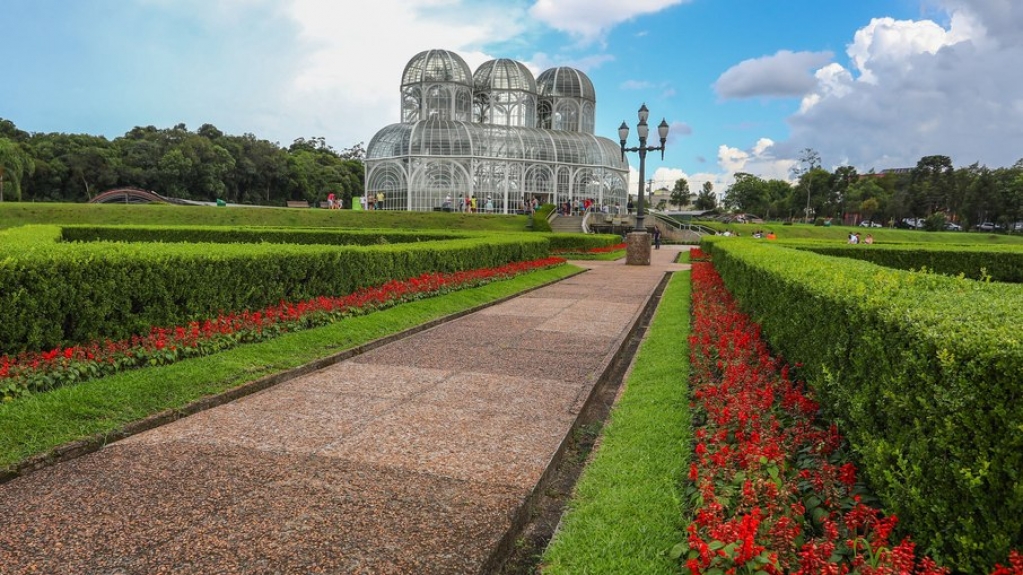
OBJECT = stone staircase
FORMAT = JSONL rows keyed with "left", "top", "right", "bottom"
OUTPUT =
{"left": 549, "top": 215, "right": 585, "bottom": 233}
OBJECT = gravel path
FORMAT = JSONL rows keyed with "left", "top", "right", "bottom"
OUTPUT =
{"left": 0, "top": 246, "right": 688, "bottom": 575}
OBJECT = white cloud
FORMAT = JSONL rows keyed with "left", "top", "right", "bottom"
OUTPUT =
{"left": 763, "top": 1, "right": 1023, "bottom": 172}
{"left": 278, "top": 0, "right": 532, "bottom": 146}
{"left": 714, "top": 50, "right": 835, "bottom": 99}
{"left": 528, "top": 0, "right": 690, "bottom": 43}
{"left": 846, "top": 16, "right": 972, "bottom": 84}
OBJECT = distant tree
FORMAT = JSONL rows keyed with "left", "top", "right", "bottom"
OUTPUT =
{"left": 791, "top": 148, "right": 822, "bottom": 221}
{"left": 860, "top": 197, "right": 880, "bottom": 222}
{"left": 695, "top": 181, "right": 716, "bottom": 210}
{"left": 0, "top": 138, "right": 35, "bottom": 202}
{"left": 655, "top": 198, "right": 668, "bottom": 211}
{"left": 669, "top": 177, "right": 690, "bottom": 209}
{"left": 910, "top": 155, "right": 956, "bottom": 216}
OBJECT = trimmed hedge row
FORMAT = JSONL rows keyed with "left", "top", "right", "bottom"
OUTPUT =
{"left": 547, "top": 233, "right": 622, "bottom": 252}
{"left": 59, "top": 225, "right": 466, "bottom": 246}
{"left": 0, "top": 225, "right": 549, "bottom": 354}
{"left": 785, "top": 240, "right": 1023, "bottom": 283}
{"left": 700, "top": 237, "right": 1023, "bottom": 573}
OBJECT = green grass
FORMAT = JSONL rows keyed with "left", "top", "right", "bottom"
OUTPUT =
{"left": 696, "top": 220, "right": 1023, "bottom": 244}
{"left": 0, "top": 201, "right": 531, "bottom": 232}
{"left": 562, "top": 250, "right": 626, "bottom": 261}
{"left": 541, "top": 271, "right": 691, "bottom": 575}
{"left": 0, "top": 264, "right": 580, "bottom": 471}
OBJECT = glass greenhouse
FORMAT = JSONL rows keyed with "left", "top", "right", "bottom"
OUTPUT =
{"left": 366, "top": 49, "right": 629, "bottom": 213}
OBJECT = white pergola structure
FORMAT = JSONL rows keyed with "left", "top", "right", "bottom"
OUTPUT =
{"left": 366, "top": 49, "right": 629, "bottom": 213}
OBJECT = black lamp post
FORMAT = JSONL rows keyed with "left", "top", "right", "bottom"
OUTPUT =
{"left": 619, "top": 104, "right": 670, "bottom": 235}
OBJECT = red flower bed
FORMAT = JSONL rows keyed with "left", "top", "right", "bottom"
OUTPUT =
{"left": 0, "top": 257, "right": 565, "bottom": 401}
{"left": 681, "top": 260, "right": 1021, "bottom": 575}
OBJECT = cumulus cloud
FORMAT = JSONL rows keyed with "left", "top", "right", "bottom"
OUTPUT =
{"left": 528, "top": 0, "right": 690, "bottom": 43}
{"left": 717, "top": 0, "right": 1023, "bottom": 177}
{"left": 279, "top": 0, "right": 530, "bottom": 145}
{"left": 714, "top": 50, "right": 835, "bottom": 99}
{"left": 783, "top": 2, "right": 1023, "bottom": 170}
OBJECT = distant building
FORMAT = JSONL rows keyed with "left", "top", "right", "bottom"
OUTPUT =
{"left": 364, "top": 49, "right": 629, "bottom": 213}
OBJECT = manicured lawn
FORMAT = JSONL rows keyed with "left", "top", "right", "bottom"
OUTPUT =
{"left": 541, "top": 271, "right": 691, "bottom": 574}
{"left": 0, "top": 201, "right": 531, "bottom": 232}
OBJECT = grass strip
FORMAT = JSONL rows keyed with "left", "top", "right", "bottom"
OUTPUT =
{"left": 0, "top": 265, "right": 580, "bottom": 471}
{"left": 541, "top": 271, "right": 691, "bottom": 574}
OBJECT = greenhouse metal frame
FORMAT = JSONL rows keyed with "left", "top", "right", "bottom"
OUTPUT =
{"left": 366, "top": 49, "right": 629, "bottom": 213}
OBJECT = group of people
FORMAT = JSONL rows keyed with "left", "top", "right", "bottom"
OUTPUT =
{"left": 441, "top": 194, "right": 496, "bottom": 213}
{"left": 359, "top": 192, "right": 386, "bottom": 210}
{"left": 848, "top": 232, "right": 874, "bottom": 244}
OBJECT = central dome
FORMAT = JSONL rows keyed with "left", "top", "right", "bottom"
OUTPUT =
{"left": 473, "top": 59, "right": 537, "bottom": 93}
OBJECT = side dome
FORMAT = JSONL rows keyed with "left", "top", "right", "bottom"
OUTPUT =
{"left": 473, "top": 59, "right": 537, "bottom": 93}
{"left": 400, "top": 49, "right": 474, "bottom": 123}
{"left": 401, "top": 49, "right": 473, "bottom": 87}
{"left": 536, "top": 67, "right": 596, "bottom": 102}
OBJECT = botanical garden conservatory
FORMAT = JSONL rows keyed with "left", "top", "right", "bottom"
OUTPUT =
{"left": 364, "top": 49, "right": 629, "bottom": 213}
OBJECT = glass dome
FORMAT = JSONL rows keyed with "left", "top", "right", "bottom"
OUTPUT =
{"left": 400, "top": 49, "right": 473, "bottom": 123}
{"left": 367, "top": 50, "right": 628, "bottom": 214}
{"left": 473, "top": 59, "right": 537, "bottom": 93}
{"left": 401, "top": 49, "right": 473, "bottom": 86}
{"left": 536, "top": 67, "right": 596, "bottom": 102}
{"left": 473, "top": 59, "right": 538, "bottom": 128}
{"left": 536, "top": 67, "right": 596, "bottom": 133}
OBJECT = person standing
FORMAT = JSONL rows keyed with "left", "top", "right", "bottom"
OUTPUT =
{"left": 653, "top": 226, "right": 661, "bottom": 249}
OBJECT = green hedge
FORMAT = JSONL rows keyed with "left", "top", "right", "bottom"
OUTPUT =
{"left": 59, "top": 225, "right": 466, "bottom": 246}
{"left": 701, "top": 237, "right": 1023, "bottom": 573}
{"left": 547, "top": 233, "right": 622, "bottom": 252}
{"left": 0, "top": 225, "right": 548, "bottom": 354}
{"left": 786, "top": 240, "right": 1023, "bottom": 283}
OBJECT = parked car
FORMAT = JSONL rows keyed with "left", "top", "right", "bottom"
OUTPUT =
{"left": 859, "top": 220, "right": 883, "bottom": 228}
{"left": 1012, "top": 221, "right": 1023, "bottom": 232}
{"left": 944, "top": 222, "right": 963, "bottom": 231}
{"left": 976, "top": 222, "right": 1003, "bottom": 232}
{"left": 896, "top": 218, "right": 923, "bottom": 229}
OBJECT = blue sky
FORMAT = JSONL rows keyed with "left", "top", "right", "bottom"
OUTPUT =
{"left": 4, "top": 0, "right": 1022, "bottom": 194}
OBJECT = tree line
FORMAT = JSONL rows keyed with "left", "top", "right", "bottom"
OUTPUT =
{"left": 667, "top": 149, "right": 1023, "bottom": 230}
{"left": 0, "top": 118, "right": 365, "bottom": 207}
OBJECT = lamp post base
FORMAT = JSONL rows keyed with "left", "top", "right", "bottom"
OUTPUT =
{"left": 625, "top": 231, "right": 651, "bottom": 266}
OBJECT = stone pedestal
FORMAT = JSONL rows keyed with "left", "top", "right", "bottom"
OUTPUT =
{"left": 625, "top": 231, "right": 651, "bottom": 266}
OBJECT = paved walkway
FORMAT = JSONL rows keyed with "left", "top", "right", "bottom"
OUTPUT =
{"left": 0, "top": 246, "right": 689, "bottom": 575}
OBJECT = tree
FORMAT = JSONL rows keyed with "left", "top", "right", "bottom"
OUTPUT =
{"left": 860, "top": 197, "right": 880, "bottom": 222}
{"left": 669, "top": 177, "right": 690, "bottom": 209}
{"left": 791, "top": 148, "right": 821, "bottom": 222}
{"left": 0, "top": 138, "right": 35, "bottom": 202}
{"left": 910, "top": 155, "right": 956, "bottom": 216}
{"left": 695, "top": 181, "right": 716, "bottom": 210}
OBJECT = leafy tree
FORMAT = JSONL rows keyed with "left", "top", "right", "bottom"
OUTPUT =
{"left": 790, "top": 148, "right": 822, "bottom": 221}
{"left": 910, "top": 155, "right": 956, "bottom": 216}
{"left": 860, "top": 197, "right": 880, "bottom": 222}
{"left": 694, "top": 181, "right": 716, "bottom": 210}
{"left": 669, "top": 177, "right": 690, "bottom": 209}
{"left": 0, "top": 138, "right": 36, "bottom": 201}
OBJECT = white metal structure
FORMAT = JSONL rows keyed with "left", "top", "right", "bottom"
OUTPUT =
{"left": 366, "top": 49, "right": 628, "bottom": 213}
